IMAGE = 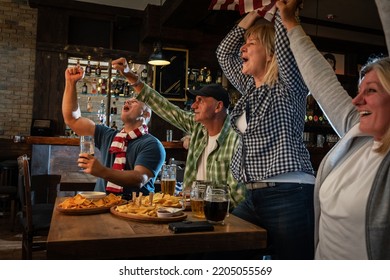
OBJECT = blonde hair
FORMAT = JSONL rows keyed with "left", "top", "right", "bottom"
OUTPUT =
{"left": 360, "top": 57, "right": 390, "bottom": 154}
{"left": 244, "top": 20, "right": 278, "bottom": 87}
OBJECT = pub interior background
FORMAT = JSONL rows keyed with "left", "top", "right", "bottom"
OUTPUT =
{"left": 0, "top": 0, "right": 387, "bottom": 241}
{"left": 0, "top": 0, "right": 387, "bottom": 164}
{"left": 0, "top": 0, "right": 387, "bottom": 260}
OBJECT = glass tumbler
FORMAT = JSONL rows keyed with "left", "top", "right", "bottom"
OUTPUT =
{"left": 80, "top": 136, "right": 95, "bottom": 156}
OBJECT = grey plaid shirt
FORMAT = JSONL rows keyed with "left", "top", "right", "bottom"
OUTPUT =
{"left": 216, "top": 13, "right": 314, "bottom": 183}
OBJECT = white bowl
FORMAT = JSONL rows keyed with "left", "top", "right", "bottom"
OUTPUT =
{"left": 157, "top": 207, "right": 183, "bottom": 218}
{"left": 78, "top": 191, "right": 106, "bottom": 200}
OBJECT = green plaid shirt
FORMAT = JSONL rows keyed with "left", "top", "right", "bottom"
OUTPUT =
{"left": 136, "top": 84, "right": 245, "bottom": 208}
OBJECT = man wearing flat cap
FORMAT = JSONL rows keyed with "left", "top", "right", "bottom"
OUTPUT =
{"left": 112, "top": 57, "right": 244, "bottom": 208}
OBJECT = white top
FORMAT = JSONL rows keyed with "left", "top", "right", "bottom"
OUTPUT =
{"left": 196, "top": 133, "right": 220, "bottom": 180}
{"left": 316, "top": 140, "right": 384, "bottom": 259}
{"left": 236, "top": 112, "right": 247, "bottom": 133}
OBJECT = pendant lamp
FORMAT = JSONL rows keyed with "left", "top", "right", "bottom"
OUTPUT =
{"left": 148, "top": 0, "right": 170, "bottom": 66}
{"left": 148, "top": 41, "right": 170, "bottom": 66}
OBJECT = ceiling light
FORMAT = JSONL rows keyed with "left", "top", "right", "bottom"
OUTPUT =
{"left": 148, "top": 41, "right": 170, "bottom": 66}
{"left": 148, "top": 0, "right": 170, "bottom": 66}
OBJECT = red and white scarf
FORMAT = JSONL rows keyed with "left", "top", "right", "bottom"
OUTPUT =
{"left": 209, "top": 0, "right": 278, "bottom": 21}
{"left": 106, "top": 125, "right": 148, "bottom": 193}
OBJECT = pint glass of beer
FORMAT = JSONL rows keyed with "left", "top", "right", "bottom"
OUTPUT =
{"left": 161, "top": 164, "right": 176, "bottom": 195}
{"left": 190, "top": 180, "right": 211, "bottom": 219}
{"left": 204, "top": 185, "right": 230, "bottom": 225}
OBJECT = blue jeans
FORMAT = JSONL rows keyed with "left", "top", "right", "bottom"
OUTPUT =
{"left": 232, "top": 183, "right": 314, "bottom": 260}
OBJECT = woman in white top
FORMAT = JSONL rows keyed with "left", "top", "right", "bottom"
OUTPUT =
{"left": 277, "top": 0, "right": 390, "bottom": 259}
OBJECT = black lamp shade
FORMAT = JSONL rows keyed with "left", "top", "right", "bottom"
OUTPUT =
{"left": 148, "top": 42, "right": 170, "bottom": 66}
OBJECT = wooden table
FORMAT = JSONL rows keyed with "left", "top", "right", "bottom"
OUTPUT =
{"left": 59, "top": 171, "right": 97, "bottom": 192}
{"left": 47, "top": 197, "right": 267, "bottom": 259}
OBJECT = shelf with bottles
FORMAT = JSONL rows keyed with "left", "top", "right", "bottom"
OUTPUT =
{"left": 187, "top": 67, "right": 244, "bottom": 109}
{"left": 69, "top": 56, "right": 110, "bottom": 95}
{"left": 85, "top": 95, "right": 128, "bottom": 130}
{"left": 110, "top": 63, "right": 149, "bottom": 98}
{"left": 304, "top": 94, "right": 340, "bottom": 149}
{"left": 305, "top": 94, "right": 331, "bottom": 128}
{"left": 68, "top": 56, "right": 148, "bottom": 127}
{"left": 187, "top": 67, "right": 224, "bottom": 91}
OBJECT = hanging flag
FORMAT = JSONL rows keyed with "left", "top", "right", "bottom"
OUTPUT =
{"left": 208, "top": 0, "right": 240, "bottom": 11}
{"left": 239, "top": 0, "right": 277, "bottom": 21}
{"left": 209, "top": 0, "right": 278, "bottom": 21}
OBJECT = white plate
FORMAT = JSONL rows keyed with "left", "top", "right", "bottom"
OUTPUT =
{"left": 78, "top": 191, "right": 106, "bottom": 199}
{"left": 157, "top": 207, "right": 183, "bottom": 218}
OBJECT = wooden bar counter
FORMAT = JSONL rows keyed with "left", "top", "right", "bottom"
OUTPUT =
{"left": 25, "top": 136, "right": 185, "bottom": 149}
{"left": 25, "top": 136, "right": 186, "bottom": 191}
{"left": 47, "top": 197, "right": 267, "bottom": 260}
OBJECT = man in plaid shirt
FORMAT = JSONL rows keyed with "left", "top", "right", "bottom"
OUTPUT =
{"left": 111, "top": 60, "right": 245, "bottom": 209}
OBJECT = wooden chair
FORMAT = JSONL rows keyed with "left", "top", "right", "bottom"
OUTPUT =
{"left": 0, "top": 160, "right": 18, "bottom": 230}
{"left": 17, "top": 154, "right": 59, "bottom": 259}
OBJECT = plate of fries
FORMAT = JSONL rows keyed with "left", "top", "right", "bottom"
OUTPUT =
{"left": 110, "top": 192, "right": 187, "bottom": 223}
{"left": 57, "top": 193, "right": 126, "bottom": 215}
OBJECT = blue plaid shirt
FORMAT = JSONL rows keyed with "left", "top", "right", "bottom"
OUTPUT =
{"left": 216, "top": 13, "right": 314, "bottom": 183}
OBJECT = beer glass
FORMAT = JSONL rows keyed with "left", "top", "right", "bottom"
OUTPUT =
{"left": 190, "top": 180, "right": 211, "bottom": 219}
{"left": 160, "top": 164, "right": 176, "bottom": 195}
{"left": 79, "top": 135, "right": 94, "bottom": 171}
{"left": 203, "top": 185, "right": 230, "bottom": 225}
{"left": 80, "top": 136, "right": 95, "bottom": 156}
{"left": 210, "top": 181, "right": 230, "bottom": 217}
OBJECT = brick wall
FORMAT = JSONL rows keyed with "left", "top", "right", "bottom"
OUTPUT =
{"left": 0, "top": 0, "right": 37, "bottom": 139}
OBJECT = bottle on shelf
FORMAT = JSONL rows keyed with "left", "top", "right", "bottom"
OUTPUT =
{"left": 313, "top": 100, "right": 320, "bottom": 123}
{"left": 306, "top": 94, "right": 315, "bottom": 122}
{"left": 101, "top": 78, "right": 107, "bottom": 94}
{"left": 91, "top": 78, "right": 97, "bottom": 94}
{"left": 205, "top": 70, "right": 212, "bottom": 84}
{"left": 188, "top": 68, "right": 195, "bottom": 89}
{"left": 97, "top": 78, "right": 102, "bottom": 94}
{"left": 95, "top": 61, "right": 101, "bottom": 76}
{"left": 98, "top": 99, "right": 106, "bottom": 125}
{"left": 85, "top": 56, "right": 92, "bottom": 76}
{"left": 216, "top": 70, "right": 222, "bottom": 85}
{"left": 198, "top": 68, "right": 205, "bottom": 84}
{"left": 118, "top": 80, "right": 125, "bottom": 97}
{"left": 87, "top": 97, "right": 93, "bottom": 112}
{"left": 81, "top": 82, "right": 88, "bottom": 94}
{"left": 141, "top": 67, "right": 148, "bottom": 82}
{"left": 125, "top": 82, "right": 131, "bottom": 96}
{"left": 110, "top": 100, "right": 117, "bottom": 115}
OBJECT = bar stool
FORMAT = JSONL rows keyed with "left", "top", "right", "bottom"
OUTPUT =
{"left": 0, "top": 159, "right": 18, "bottom": 230}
